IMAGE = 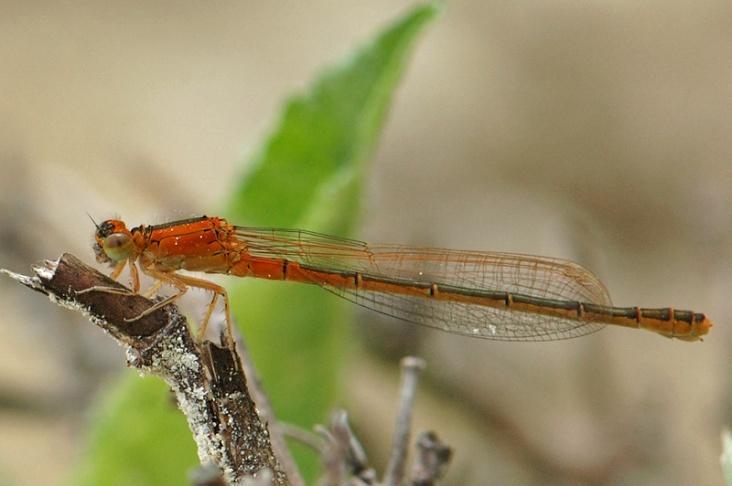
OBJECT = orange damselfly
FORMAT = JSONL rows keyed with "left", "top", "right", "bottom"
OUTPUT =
{"left": 87, "top": 215, "right": 712, "bottom": 343}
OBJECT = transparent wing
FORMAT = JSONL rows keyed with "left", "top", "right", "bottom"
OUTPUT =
{"left": 234, "top": 227, "right": 612, "bottom": 341}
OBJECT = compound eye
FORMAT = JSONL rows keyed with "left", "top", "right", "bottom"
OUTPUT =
{"left": 103, "top": 233, "right": 133, "bottom": 261}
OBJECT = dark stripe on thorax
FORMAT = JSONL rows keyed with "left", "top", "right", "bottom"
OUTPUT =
{"left": 148, "top": 215, "right": 210, "bottom": 231}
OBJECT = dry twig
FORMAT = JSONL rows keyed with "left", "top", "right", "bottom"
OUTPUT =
{"left": 313, "top": 357, "right": 452, "bottom": 486}
{"left": 2, "top": 254, "right": 290, "bottom": 485}
{"left": 383, "top": 357, "right": 426, "bottom": 486}
{"left": 410, "top": 432, "right": 452, "bottom": 486}
{"left": 4, "top": 254, "right": 453, "bottom": 486}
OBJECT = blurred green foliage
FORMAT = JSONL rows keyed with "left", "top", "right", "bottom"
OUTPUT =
{"left": 73, "top": 374, "right": 197, "bottom": 486}
{"left": 722, "top": 429, "right": 732, "bottom": 485}
{"left": 70, "top": 3, "right": 439, "bottom": 485}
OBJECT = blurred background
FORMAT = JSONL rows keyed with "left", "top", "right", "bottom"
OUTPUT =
{"left": 1, "top": 1, "right": 731, "bottom": 484}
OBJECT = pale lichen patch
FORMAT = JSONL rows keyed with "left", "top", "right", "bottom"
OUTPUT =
{"left": 32, "top": 258, "right": 59, "bottom": 280}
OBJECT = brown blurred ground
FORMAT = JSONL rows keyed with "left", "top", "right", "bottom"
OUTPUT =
{"left": 1, "top": 1, "right": 731, "bottom": 485}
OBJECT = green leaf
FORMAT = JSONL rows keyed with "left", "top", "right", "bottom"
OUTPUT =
{"left": 227, "top": 3, "right": 439, "bottom": 480}
{"left": 72, "top": 373, "right": 198, "bottom": 486}
{"left": 71, "top": 3, "right": 439, "bottom": 485}
{"left": 229, "top": 2, "right": 441, "bottom": 228}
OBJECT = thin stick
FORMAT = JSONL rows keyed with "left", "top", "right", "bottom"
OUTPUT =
{"left": 278, "top": 422, "right": 328, "bottom": 454}
{"left": 383, "top": 356, "right": 426, "bottom": 486}
{"left": 318, "top": 410, "right": 377, "bottom": 485}
{"left": 2, "top": 254, "right": 288, "bottom": 485}
{"left": 409, "top": 431, "right": 452, "bottom": 486}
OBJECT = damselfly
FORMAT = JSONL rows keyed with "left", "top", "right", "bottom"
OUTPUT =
{"left": 86, "top": 216, "right": 712, "bottom": 343}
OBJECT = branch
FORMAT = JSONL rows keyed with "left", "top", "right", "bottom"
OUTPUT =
{"left": 312, "top": 357, "right": 452, "bottom": 485}
{"left": 2, "top": 254, "right": 289, "bottom": 485}
{"left": 383, "top": 357, "right": 426, "bottom": 486}
{"left": 410, "top": 431, "right": 452, "bottom": 486}
{"left": 317, "top": 410, "right": 377, "bottom": 485}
